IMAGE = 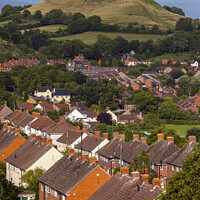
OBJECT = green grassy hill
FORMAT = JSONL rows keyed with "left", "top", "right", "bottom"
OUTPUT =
{"left": 29, "top": 0, "right": 182, "bottom": 30}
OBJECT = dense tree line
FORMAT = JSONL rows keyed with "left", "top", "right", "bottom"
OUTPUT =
{"left": 163, "top": 6, "right": 185, "bottom": 16}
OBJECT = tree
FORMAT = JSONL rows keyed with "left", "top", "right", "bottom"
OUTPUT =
{"left": 0, "top": 168, "right": 17, "bottom": 199}
{"left": 159, "top": 144, "right": 200, "bottom": 199}
{"left": 186, "top": 128, "right": 200, "bottom": 142}
{"left": 97, "top": 112, "right": 112, "bottom": 125}
{"left": 159, "top": 101, "right": 182, "bottom": 120}
{"left": 33, "top": 10, "right": 42, "bottom": 20}
{"left": 133, "top": 91, "right": 160, "bottom": 114}
{"left": 22, "top": 167, "right": 45, "bottom": 199}
{"left": 171, "top": 70, "right": 184, "bottom": 79}
{"left": 175, "top": 18, "right": 193, "bottom": 31}
{"left": 24, "top": 91, "right": 28, "bottom": 102}
{"left": 23, "top": 10, "right": 31, "bottom": 19}
{"left": 127, "top": 70, "right": 141, "bottom": 77}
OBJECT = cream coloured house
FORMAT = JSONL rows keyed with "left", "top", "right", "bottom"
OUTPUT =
{"left": 53, "top": 88, "right": 71, "bottom": 103}
{"left": 5, "top": 135, "right": 63, "bottom": 187}
{"left": 34, "top": 86, "right": 53, "bottom": 100}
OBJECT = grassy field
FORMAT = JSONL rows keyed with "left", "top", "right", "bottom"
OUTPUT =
{"left": 31, "top": 24, "right": 67, "bottom": 32}
{"left": 29, "top": 0, "right": 181, "bottom": 30}
{"left": 150, "top": 53, "right": 191, "bottom": 62}
{"left": 52, "top": 31, "right": 168, "bottom": 44}
{"left": 165, "top": 125, "right": 200, "bottom": 136}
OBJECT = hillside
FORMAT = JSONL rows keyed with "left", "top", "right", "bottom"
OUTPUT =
{"left": 29, "top": 0, "right": 182, "bottom": 29}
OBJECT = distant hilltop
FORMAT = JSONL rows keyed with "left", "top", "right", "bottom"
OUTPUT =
{"left": 29, "top": 0, "right": 182, "bottom": 30}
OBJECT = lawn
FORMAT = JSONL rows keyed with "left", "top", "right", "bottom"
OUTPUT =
{"left": 31, "top": 24, "right": 67, "bottom": 32}
{"left": 52, "top": 31, "right": 168, "bottom": 44}
{"left": 165, "top": 125, "right": 200, "bottom": 136}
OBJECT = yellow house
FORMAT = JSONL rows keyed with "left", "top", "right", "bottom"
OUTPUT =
{"left": 53, "top": 89, "right": 71, "bottom": 103}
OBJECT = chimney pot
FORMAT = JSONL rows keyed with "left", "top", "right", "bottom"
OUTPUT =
{"left": 119, "top": 134, "right": 125, "bottom": 141}
{"left": 167, "top": 136, "right": 174, "bottom": 144}
{"left": 82, "top": 127, "right": 88, "bottom": 134}
{"left": 142, "top": 168, "right": 148, "bottom": 174}
{"left": 188, "top": 135, "right": 196, "bottom": 143}
{"left": 113, "top": 132, "right": 119, "bottom": 138}
{"left": 15, "top": 128, "right": 20, "bottom": 135}
{"left": 157, "top": 134, "right": 164, "bottom": 141}
{"left": 133, "top": 134, "right": 139, "bottom": 141}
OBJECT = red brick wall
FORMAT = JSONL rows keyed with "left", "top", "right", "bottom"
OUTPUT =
{"left": 0, "top": 135, "right": 26, "bottom": 163}
{"left": 68, "top": 167, "right": 110, "bottom": 200}
{"left": 39, "top": 182, "right": 66, "bottom": 200}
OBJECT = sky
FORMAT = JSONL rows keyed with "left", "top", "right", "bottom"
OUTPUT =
{"left": 156, "top": 0, "right": 200, "bottom": 19}
{"left": 0, "top": 0, "right": 199, "bottom": 19}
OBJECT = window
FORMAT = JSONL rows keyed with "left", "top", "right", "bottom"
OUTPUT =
{"left": 54, "top": 191, "right": 57, "bottom": 197}
{"left": 63, "top": 195, "right": 65, "bottom": 200}
{"left": 172, "top": 165, "right": 175, "bottom": 171}
{"left": 161, "top": 179, "right": 164, "bottom": 185}
{"left": 41, "top": 184, "right": 43, "bottom": 191}
{"left": 176, "top": 167, "right": 179, "bottom": 172}
{"left": 46, "top": 186, "right": 50, "bottom": 193}
{"left": 152, "top": 164, "right": 154, "bottom": 170}
{"left": 160, "top": 165, "right": 163, "bottom": 170}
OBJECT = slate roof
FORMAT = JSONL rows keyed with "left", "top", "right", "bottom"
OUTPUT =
{"left": 165, "top": 142, "right": 197, "bottom": 167}
{"left": 75, "top": 134, "right": 106, "bottom": 152}
{"left": 38, "top": 155, "right": 96, "bottom": 195}
{"left": 146, "top": 140, "right": 179, "bottom": 165}
{"left": 5, "top": 138, "right": 52, "bottom": 170}
{"left": 97, "top": 136, "right": 127, "bottom": 159}
{"left": 88, "top": 173, "right": 161, "bottom": 200}
{"left": 0, "top": 106, "right": 13, "bottom": 118}
{"left": 0, "top": 128, "right": 21, "bottom": 153}
{"left": 39, "top": 104, "right": 53, "bottom": 112}
{"left": 56, "top": 130, "right": 82, "bottom": 145}
{"left": 55, "top": 104, "right": 69, "bottom": 110}
{"left": 38, "top": 86, "right": 52, "bottom": 92}
{"left": 42, "top": 121, "right": 74, "bottom": 134}
{"left": 82, "top": 111, "right": 97, "bottom": 118}
{"left": 54, "top": 89, "right": 71, "bottom": 96}
{"left": 30, "top": 116, "right": 56, "bottom": 130}
{"left": 120, "top": 140, "right": 149, "bottom": 164}
{"left": 118, "top": 113, "right": 139, "bottom": 121}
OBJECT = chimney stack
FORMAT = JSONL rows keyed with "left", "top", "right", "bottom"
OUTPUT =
{"left": 152, "top": 178, "right": 161, "bottom": 187}
{"left": 121, "top": 167, "right": 129, "bottom": 176}
{"left": 89, "top": 156, "right": 97, "bottom": 165}
{"left": 157, "top": 134, "right": 164, "bottom": 141}
{"left": 36, "top": 135, "right": 42, "bottom": 142}
{"left": 119, "top": 134, "right": 125, "bottom": 141}
{"left": 15, "top": 128, "right": 20, "bottom": 135}
{"left": 82, "top": 127, "right": 88, "bottom": 134}
{"left": 68, "top": 149, "right": 75, "bottom": 157}
{"left": 106, "top": 107, "right": 109, "bottom": 111}
{"left": 167, "top": 136, "right": 174, "bottom": 144}
{"left": 81, "top": 154, "right": 89, "bottom": 162}
{"left": 42, "top": 137, "right": 46, "bottom": 144}
{"left": 30, "top": 133, "right": 36, "bottom": 139}
{"left": 131, "top": 171, "right": 140, "bottom": 179}
{"left": 142, "top": 174, "right": 149, "bottom": 184}
{"left": 188, "top": 135, "right": 196, "bottom": 144}
{"left": 141, "top": 136, "right": 147, "bottom": 144}
{"left": 133, "top": 134, "right": 139, "bottom": 141}
{"left": 7, "top": 125, "right": 12, "bottom": 132}
{"left": 113, "top": 132, "right": 119, "bottom": 138}
{"left": 46, "top": 138, "right": 52, "bottom": 145}
{"left": 103, "top": 133, "right": 109, "bottom": 140}
{"left": 75, "top": 125, "right": 80, "bottom": 132}
{"left": 94, "top": 129, "right": 100, "bottom": 137}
